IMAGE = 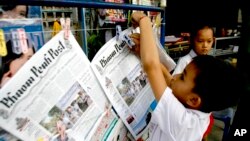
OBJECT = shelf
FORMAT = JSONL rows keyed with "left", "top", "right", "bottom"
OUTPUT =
{"left": 165, "top": 40, "right": 189, "bottom": 46}
{"left": 6, "top": 0, "right": 166, "bottom": 55}
{"left": 216, "top": 36, "right": 240, "bottom": 40}
{"left": 213, "top": 35, "right": 240, "bottom": 58}
{"left": 42, "top": 9, "right": 73, "bottom": 12}
{"left": 215, "top": 51, "right": 237, "bottom": 56}
{"left": 4, "top": 0, "right": 164, "bottom": 12}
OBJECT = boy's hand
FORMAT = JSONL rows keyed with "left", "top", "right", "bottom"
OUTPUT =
{"left": 131, "top": 12, "right": 147, "bottom": 28}
{"left": 129, "top": 33, "right": 140, "bottom": 57}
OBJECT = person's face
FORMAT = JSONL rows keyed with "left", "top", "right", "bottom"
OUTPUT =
{"left": 170, "top": 62, "right": 198, "bottom": 105}
{"left": 193, "top": 28, "right": 214, "bottom": 55}
{"left": 12, "top": 5, "right": 27, "bottom": 18}
{"left": 1, "top": 5, "right": 27, "bottom": 19}
{"left": 67, "top": 107, "right": 72, "bottom": 112}
{"left": 0, "top": 47, "right": 34, "bottom": 87}
{"left": 9, "top": 47, "right": 34, "bottom": 75}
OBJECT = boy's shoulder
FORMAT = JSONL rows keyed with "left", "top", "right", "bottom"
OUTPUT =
{"left": 177, "top": 54, "right": 192, "bottom": 64}
{"left": 178, "top": 49, "right": 196, "bottom": 64}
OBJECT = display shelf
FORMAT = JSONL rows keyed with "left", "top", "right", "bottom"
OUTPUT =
{"left": 1, "top": 0, "right": 166, "bottom": 55}
{"left": 0, "top": 1, "right": 166, "bottom": 140}
{"left": 42, "top": 9, "right": 74, "bottom": 13}
{"left": 164, "top": 40, "right": 190, "bottom": 62}
{"left": 41, "top": 6, "right": 79, "bottom": 42}
{"left": 212, "top": 36, "right": 240, "bottom": 57}
{"left": 215, "top": 36, "right": 240, "bottom": 41}
{"left": 213, "top": 49, "right": 238, "bottom": 56}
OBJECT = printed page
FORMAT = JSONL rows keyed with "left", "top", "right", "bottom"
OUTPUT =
{"left": 88, "top": 108, "right": 120, "bottom": 141}
{"left": 0, "top": 31, "right": 109, "bottom": 141}
{"left": 91, "top": 28, "right": 153, "bottom": 140}
{"left": 155, "top": 33, "right": 176, "bottom": 72}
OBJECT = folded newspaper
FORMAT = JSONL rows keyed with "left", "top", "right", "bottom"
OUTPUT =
{"left": 0, "top": 28, "right": 175, "bottom": 141}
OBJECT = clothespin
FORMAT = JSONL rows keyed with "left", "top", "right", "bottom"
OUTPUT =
{"left": 116, "top": 25, "right": 135, "bottom": 48}
{"left": 154, "top": 13, "right": 162, "bottom": 28}
{"left": 65, "top": 18, "right": 71, "bottom": 40}
{"left": 10, "top": 29, "right": 22, "bottom": 54}
{"left": 123, "top": 34, "right": 135, "bottom": 48}
{"left": 0, "top": 29, "right": 7, "bottom": 57}
{"left": 60, "top": 17, "right": 71, "bottom": 40}
{"left": 152, "top": 14, "right": 162, "bottom": 34}
{"left": 17, "top": 28, "right": 28, "bottom": 54}
{"left": 60, "top": 18, "right": 72, "bottom": 48}
{"left": 116, "top": 25, "right": 122, "bottom": 41}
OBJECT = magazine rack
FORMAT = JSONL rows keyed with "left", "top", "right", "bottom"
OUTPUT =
{"left": 1, "top": 0, "right": 166, "bottom": 55}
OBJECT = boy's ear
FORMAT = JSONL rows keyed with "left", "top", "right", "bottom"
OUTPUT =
{"left": 186, "top": 94, "right": 201, "bottom": 109}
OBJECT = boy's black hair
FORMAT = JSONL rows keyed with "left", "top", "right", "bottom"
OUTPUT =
{"left": 191, "top": 55, "right": 244, "bottom": 113}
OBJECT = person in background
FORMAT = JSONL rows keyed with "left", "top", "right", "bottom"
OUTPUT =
{"left": 0, "top": 40, "right": 35, "bottom": 88}
{"left": 0, "top": 5, "right": 28, "bottom": 19}
{"left": 172, "top": 22, "right": 214, "bottom": 75}
{"left": 129, "top": 11, "right": 244, "bottom": 141}
{"left": 171, "top": 21, "right": 236, "bottom": 135}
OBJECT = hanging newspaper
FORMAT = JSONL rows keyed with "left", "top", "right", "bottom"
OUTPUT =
{"left": 0, "top": 27, "right": 175, "bottom": 140}
{"left": 91, "top": 27, "right": 175, "bottom": 139}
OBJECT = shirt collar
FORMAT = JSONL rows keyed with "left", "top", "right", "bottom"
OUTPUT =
{"left": 189, "top": 49, "right": 197, "bottom": 58}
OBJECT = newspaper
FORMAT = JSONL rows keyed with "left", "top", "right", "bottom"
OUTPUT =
{"left": 0, "top": 27, "right": 176, "bottom": 140}
{"left": 0, "top": 31, "right": 109, "bottom": 141}
{"left": 0, "top": 6, "right": 44, "bottom": 141}
{"left": 91, "top": 28, "right": 175, "bottom": 140}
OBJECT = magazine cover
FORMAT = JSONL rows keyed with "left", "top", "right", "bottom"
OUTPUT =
{"left": 0, "top": 5, "right": 44, "bottom": 50}
{"left": 103, "top": 0, "right": 127, "bottom": 22}
{"left": 0, "top": 5, "right": 44, "bottom": 88}
{"left": 0, "top": 5, "right": 44, "bottom": 141}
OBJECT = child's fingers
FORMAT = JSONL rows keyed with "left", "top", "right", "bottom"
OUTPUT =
{"left": 129, "top": 37, "right": 140, "bottom": 57}
{"left": 129, "top": 33, "right": 140, "bottom": 40}
{"left": 131, "top": 19, "right": 139, "bottom": 28}
{"left": 131, "top": 37, "right": 140, "bottom": 46}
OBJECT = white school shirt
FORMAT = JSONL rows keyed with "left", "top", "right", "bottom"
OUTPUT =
{"left": 172, "top": 49, "right": 197, "bottom": 75}
{"left": 149, "top": 87, "right": 212, "bottom": 141}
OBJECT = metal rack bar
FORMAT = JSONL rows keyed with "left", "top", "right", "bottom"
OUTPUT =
{"left": 1, "top": 0, "right": 163, "bottom": 12}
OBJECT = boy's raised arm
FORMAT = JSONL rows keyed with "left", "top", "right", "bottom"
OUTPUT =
{"left": 131, "top": 12, "right": 168, "bottom": 101}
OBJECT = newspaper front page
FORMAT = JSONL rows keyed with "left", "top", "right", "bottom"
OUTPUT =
{"left": 91, "top": 28, "right": 175, "bottom": 140}
{"left": 0, "top": 31, "right": 109, "bottom": 141}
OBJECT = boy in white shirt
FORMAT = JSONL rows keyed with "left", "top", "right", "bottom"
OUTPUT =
{"left": 129, "top": 12, "right": 244, "bottom": 141}
{"left": 172, "top": 22, "right": 214, "bottom": 75}
{"left": 171, "top": 21, "right": 236, "bottom": 137}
